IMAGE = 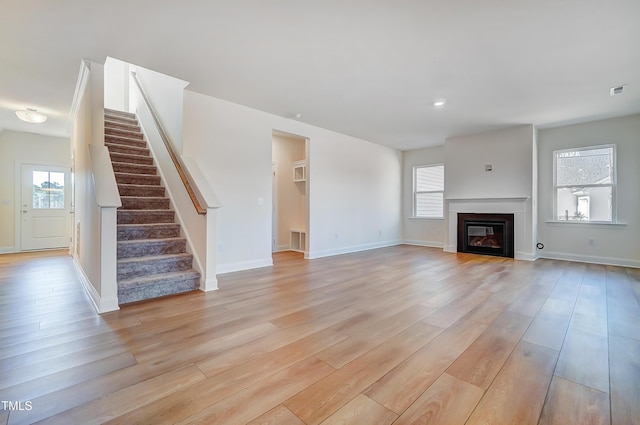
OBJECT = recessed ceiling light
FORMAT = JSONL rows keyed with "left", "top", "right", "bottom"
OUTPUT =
{"left": 15, "top": 108, "right": 48, "bottom": 123}
{"left": 294, "top": 113, "right": 302, "bottom": 119}
{"left": 433, "top": 99, "right": 446, "bottom": 108}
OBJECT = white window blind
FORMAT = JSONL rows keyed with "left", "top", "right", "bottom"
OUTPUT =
{"left": 414, "top": 164, "right": 444, "bottom": 218}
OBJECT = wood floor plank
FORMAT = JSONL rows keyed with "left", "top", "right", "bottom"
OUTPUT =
{"left": 609, "top": 335, "right": 640, "bottom": 425}
{"left": 319, "top": 394, "right": 397, "bottom": 425}
{"left": 363, "top": 319, "right": 487, "bottom": 414}
{"left": 15, "top": 365, "right": 206, "bottom": 425}
{"left": 109, "top": 328, "right": 345, "bottom": 424}
{"left": 465, "top": 341, "right": 559, "bottom": 425}
{"left": 393, "top": 373, "right": 484, "bottom": 425}
{"left": 246, "top": 405, "right": 304, "bottom": 425}
{"left": 555, "top": 326, "right": 609, "bottom": 394}
{"left": 316, "top": 304, "right": 437, "bottom": 368}
{"left": 522, "top": 298, "right": 573, "bottom": 350}
{"left": 423, "top": 288, "right": 491, "bottom": 328}
{"left": 172, "top": 357, "right": 335, "bottom": 425}
{"left": 538, "top": 376, "right": 610, "bottom": 425}
{"left": 284, "top": 321, "right": 442, "bottom": 425}
{"left": 445, "top": 310, "right": 533, "bottom": 389}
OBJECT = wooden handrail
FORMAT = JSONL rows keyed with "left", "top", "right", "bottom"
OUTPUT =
{"left": 131, "top": 71, "right": 206, "bottom": 215}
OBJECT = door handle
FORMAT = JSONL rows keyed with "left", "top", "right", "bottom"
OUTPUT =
{"left": 22, "top": 210, "right": 28, "bottom": 213}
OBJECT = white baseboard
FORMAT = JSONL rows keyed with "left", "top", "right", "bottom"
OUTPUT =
{"left": 403, "top": 240, "right": 444, "bottom": 249}
{"left": 0, "top": 247, "right": 17, "bottom": 254}
{"left": 537, "top": 251, "right": 640, "bottom": 268}
{"left": 515, "top": 251, "right": 536, "bottom": 261}
{"left": 201, "top": 276, "right": 219, "bottom": 292}
{"left": 217, "top": 257, "right": 274, "bottom": 274}
{"left": 306, "top": 240, "right": 402, "bottom": 260}
{"left": 72, "top": 256, "right": 120, "bottom": 313}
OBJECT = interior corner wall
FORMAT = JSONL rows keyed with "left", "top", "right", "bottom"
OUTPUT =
{"left": 104, "top": 57, "right": 129, "bottom": 112}
{"left": 130, "top": 65, "right": 188, "bottom": 154}
{"left": 182, "top": 91, "right": 402, "bottom": 274}
{"left": 537, "top": 114, "right": 640, "bottom": 267}
{"left": 0, "top": 130, "right": 71, "bottom": 253}
{"left": 402, "top": 145, "right": 445, "bottom": 247}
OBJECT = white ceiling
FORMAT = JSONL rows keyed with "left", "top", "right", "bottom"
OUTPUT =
{"left": 1, "top": 0, "right": 639, "bottom": 150}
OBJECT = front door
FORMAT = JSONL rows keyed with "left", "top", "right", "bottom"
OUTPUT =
{"left": 20, "top": 164, "right": 71, "bottom": 250}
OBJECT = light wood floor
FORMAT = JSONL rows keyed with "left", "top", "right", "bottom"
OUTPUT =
{"left": 1, "top": 246, "right": 638, "bottom": 425}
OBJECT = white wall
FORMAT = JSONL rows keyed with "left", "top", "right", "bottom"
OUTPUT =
{"left": 272, "top": 133, "right": 306, "bottom": 250}
{"left": 104, "top": 57, "right": 129, "bottom": 111}
{"left": 131, "top": 66, "right": 189, "bottom": 153}
{"left": 402, "top": 145, "right": 445, "bottom": 247}
{"left": 445, "top": 125, "right": 535, "bottom": 199}
{"left": 183, "top": 91, "right": 402, "bottom": 273}
{"left": 0, "top": 130, "right": 70, "bottom": 252}
{"left": 537, "top": 114, "right": 640, "bottom": 267}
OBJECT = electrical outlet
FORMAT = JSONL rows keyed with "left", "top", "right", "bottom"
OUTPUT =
{"left": 217, "top": 243, "right": 224, "bottom": 253}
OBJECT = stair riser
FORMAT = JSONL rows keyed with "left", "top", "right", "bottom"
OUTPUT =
{"left": 117, "top": 256, "right": 193, "bottom": 280}
{"left": 118, "top": 185, "right": 165, "bottom": 197}
{"left": 118, "top": 276, "right": 199, "bottom": 304}
{"left": 105, "top": 127, "right": 144, "bottom": 139}
{"left": 105, "top": 136, "right": 147, "bottom": 148}
{"left": 112, "top": 163, "right": 158, "bottom": 175}
{"left": 117, "top": 239, "right": 187, "bottom": 259}
{"left": 109, "top": 153, "right": 154, "bottom": 166}
{"left": 117, "top": 225, "right": 181, "bottom": 240}
{"left": 115, "top": 173, "right": 161, "bottom": 186}
{"left": 117, "top": 211, "right": 175, "bottom": 224}
{"left": 121, "top": 197, "right": 170, "bottom": 210}
{"left": 106, "top": 143, "right": 150, "bottom": 156}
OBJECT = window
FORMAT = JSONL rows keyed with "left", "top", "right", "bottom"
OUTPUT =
{"left": 32, "top": 171, "right": 65, "bottom": 209}
{"left": 414, "top": 164, "right": 444, "bottom": 218}
{"left": 553, "top": 145, "right": 615, "bottom": 222}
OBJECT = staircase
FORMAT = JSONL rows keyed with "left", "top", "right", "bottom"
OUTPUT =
{"left": 104, "top": 108, "right": 200, "bottom": 304}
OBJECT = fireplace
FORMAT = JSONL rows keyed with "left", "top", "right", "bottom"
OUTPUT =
{"left": 457, "top": 213, "right": 514, "bottom": 258}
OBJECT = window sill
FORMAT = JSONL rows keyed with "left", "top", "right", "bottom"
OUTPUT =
{"left": 545, "top": 220, "right": 626, "bottom": 228}
{"left": 409, "top": 216, "right": 444, "bottom": 221}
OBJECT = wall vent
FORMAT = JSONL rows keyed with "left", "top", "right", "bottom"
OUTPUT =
{"left": 610, "top": 85, "right": 626, "bottom": 96}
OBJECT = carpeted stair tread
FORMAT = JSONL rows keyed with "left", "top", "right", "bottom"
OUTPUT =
{"left": 118, "top": 270, "right": 200, "bottom": 290}
{"left": 120, "top": 196, "right": 170, "bottom": 210}
{"left": 117, "top": 237, "right": 187, "bottom": 259}
{"left": 109, "top": 152, "right": 154, "bottom": 166}
{"left": 117, "top": 223, "right": 181, "bottom": 240}
{"left": 112, "top": 162, "right": 158, "bottom": 175}
{"left": 117, "top": 184, "right": 165, "bottom": 197}
{"left": 117, "top": 253, "right": 194, "bottom": 280}
{"left": 105, "top": 135, "right": 148, "bottom": 148}
{"left": 105, "top": 108, "right": 136, "bottom": 119}
{"left": 105, "top": 126, "right": 144, "bottom": 139}
{"left": 105, "top": 120, "right": 141, "bottom": 132}
{"left": 106, "top": 143, "right": 150, "bottom": 156}
{"left": 117, "top": 270, "right": 200, "bottom": 304}
{"left": 114, "top": 172, "right": 161, "bottom": 186}
{"left": 117, "top": 209, "right": 175, "bottom": 224}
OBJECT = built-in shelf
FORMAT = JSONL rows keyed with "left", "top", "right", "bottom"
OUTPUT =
{"left": 292, "top": 160, "right": 306, "bottom": 182}
{"left": 290, "top": 228, "right": 306, "bottom": 252}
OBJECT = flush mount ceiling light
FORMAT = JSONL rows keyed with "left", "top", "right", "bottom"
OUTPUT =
{"left": 433, "top": 99, "right": 446, "bottom": 108}
{"left": 15, "top": 108, "right": 48, "bottom": 123}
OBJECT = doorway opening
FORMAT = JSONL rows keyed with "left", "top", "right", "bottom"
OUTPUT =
{"left": 272, "top": 130, "right": 308, "bottom": 258}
